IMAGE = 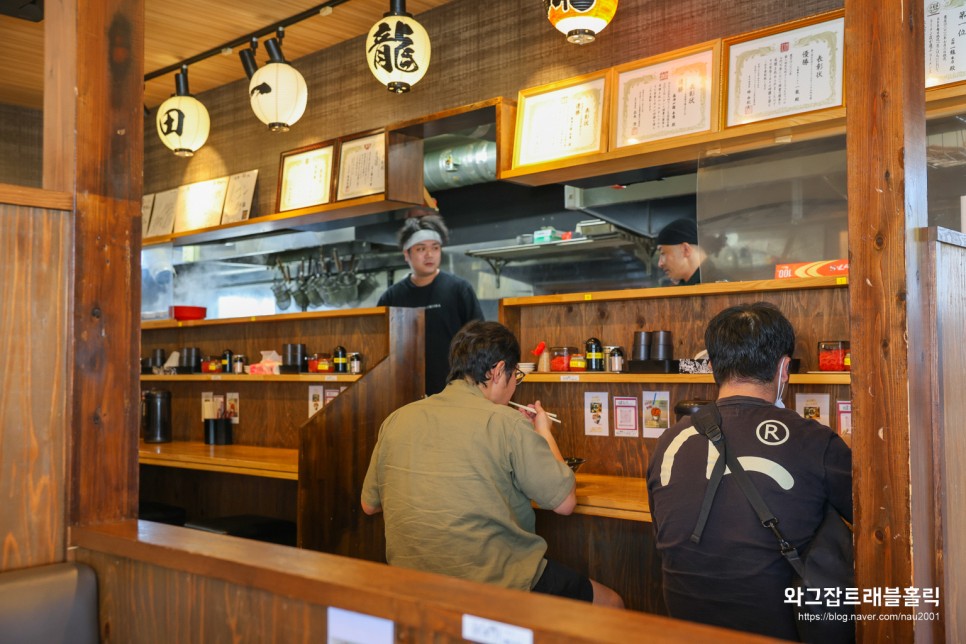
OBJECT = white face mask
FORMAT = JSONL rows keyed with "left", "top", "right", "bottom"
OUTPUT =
{"left": 775, "top": 357, "right": 788, "bottom": 408}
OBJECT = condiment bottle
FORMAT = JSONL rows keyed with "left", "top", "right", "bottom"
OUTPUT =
{"left": 608, "top": 347, "right": 624, "bottom": 373}
{"left": 221, "top": 348, "right": 233, "bottom": 372}
{"left": 333, "top": 345, "right": 348, "bottom": 373}
{"left": 585, "top": 337, "right": 604, "bottom": 371}
{"left": 349, "top": 352, "right": 362, "bottom": 374}
{"left": 533, "top": 341, "right": 551, "bottom": 373}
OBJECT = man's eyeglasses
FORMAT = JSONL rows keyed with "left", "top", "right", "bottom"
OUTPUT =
{"left": 514, "top": 367, "right": 527, "bottom": 384}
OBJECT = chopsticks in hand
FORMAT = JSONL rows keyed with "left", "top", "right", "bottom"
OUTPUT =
{"left": 508, "top": 400, "right": 562, "bottom": 424}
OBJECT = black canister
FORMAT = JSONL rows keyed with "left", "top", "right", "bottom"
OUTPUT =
{"left": 150, "top": 348, "right": 167, "bottom": 368}
{"left": 585, "top": 337, "right": 605, "bottom": 371}
{"left": 179, "top": 347, "right": 201, "bottom": 373}
{"left": 143, "top": 389, "right": 172, "bottom": 443}
{"left": 221, "top": 348, "right": 233, "bottom": 373}
{"left": 651, "top": 330, "right": 673, "bottom": 361}
{"left": 283, "top": 343, "right": 307, "bottom": 372}
{"left": 333, "top": 345, "right": 348, "bottom": 373}
{"left": 632, "top": 331, "right": 651, "bottom": 361}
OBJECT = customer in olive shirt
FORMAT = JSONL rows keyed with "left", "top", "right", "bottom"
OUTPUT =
{"left": 361, "top": 320, "right": 623, "bottom": 608}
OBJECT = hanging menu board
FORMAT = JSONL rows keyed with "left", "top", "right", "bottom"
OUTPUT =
{"left": 173, "top": 177, "right": 229, "bottom": 233}
{"left": 725, "top": 13, "right": 844, "bottom": 127}
{"left": 513, "top": 71, "right": 608, "bottom": 168}
{"left": 613, "top": 43, "right": 718, "bottom": 148}
{"left": 925, "top": 0, "right": 966, "bottom": 88}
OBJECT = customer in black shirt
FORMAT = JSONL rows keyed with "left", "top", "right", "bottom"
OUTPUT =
{"left": 646, "top": 302, "right": 852, "bottom": 640}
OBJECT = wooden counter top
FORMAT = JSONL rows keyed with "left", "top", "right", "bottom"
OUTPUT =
{"left": 573, "top": 474, "right": 650, "bottom": 522}
{"left": 138, "top": 440, "right": 298, "bottom": 480}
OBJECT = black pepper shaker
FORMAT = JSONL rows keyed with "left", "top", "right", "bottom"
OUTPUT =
{"left": 608, "top": 347, "right": 624, "bottom": 373}
{"left": 585, "top": 337, "right": 605, "bottom": 371}
{"left": 333, "top": 345, "right": 348, "bottom": 373}
{"left": 221, "top": 348, "right": 233, "bottom": 373}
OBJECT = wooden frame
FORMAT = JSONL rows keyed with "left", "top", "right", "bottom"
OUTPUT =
{"left": 276, "top": 141, "right": 336, "bottom": 213}
{"left": 610, "top": 41, "right": 721, "bottom": 149}
{"left": 723, "top": 10, "right": 845, "bottom": 128}
{"left": 336, "top": 130, "right": 386, "bottom": 201}
{"left": 512, "top": 71, "right": 609, "bottom": 168}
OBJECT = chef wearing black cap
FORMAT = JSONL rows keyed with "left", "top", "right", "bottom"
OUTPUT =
{"left": 655, "top": 218, "right": 709, "bottom": 286}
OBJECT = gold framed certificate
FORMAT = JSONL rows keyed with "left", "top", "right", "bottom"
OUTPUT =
{"left": 512, "top": 71, "right": 608, "bottom": 168}
{"left": 724, "top": 10, "right": 844, "bottom": 128}
{"left": 336, "top": 131, "right": 386, "bottom": 201}
{"left": 612, "top": 42, "right": 719, "bottom": 148}
{"left": 277, "top": 142, "right": 336, "bottom": 213}
{"left": 925, "top": 0, "right": 966, "bottom": 89}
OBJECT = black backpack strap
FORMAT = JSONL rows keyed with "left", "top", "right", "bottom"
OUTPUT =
{"left": 690, "top": 404, "right": 726, "bottom": 543}
{"left": 689, "top": 402, "right": 807, "bottom": 578}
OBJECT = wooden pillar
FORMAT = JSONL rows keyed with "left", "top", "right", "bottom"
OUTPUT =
{"left": 44, "top": 0, "right": 145, "bottom": 526}
{"left": 845, "top": 0, "right": 938, "bottom": 641}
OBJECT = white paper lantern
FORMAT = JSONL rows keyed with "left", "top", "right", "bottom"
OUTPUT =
{"left": 365, "top": 12, "right": 431, "bottom": 93}
{"left": 156, "top": 94, "right": 210, "bottom": 157}
{"left": 248, "top": 39, "right": 308, "bottom": 132}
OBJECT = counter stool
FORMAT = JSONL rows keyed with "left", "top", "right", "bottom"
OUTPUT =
{"left": 184, "top": 514, "right": 297, "bottom": 546}
{"left": 138, "top": 500, "right": 187, "bottom": 526}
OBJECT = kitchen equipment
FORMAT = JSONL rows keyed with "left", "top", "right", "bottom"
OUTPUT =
{"left": 203, "top": 418, "right": 232, "bottom": 445}
{"left": 169, "top": 305, "right": 206, "bottom": 321}
{"left": 178, "top": 346, "right": 201, "bottom": 373}
{"left": 143, "top": 389, "right": 172, "bottom": 443}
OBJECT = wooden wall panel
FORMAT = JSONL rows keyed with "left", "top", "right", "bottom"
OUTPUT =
{"left": 934, "top": 230, "right": 966, "bottom": 641}
{"left": 537, "top": 510, "right": 665, "bottom": 615}
{"left": 0, "top": 203, "right": 71, "bottom": 571}
{"left": 143, "top": 0, "right": 842, "bottom": 218}
{"left": 140, "top": 466, "right": 297, "bottom": 524}
{"left": 299, "top": 308, "right": 424, "bottom": 559}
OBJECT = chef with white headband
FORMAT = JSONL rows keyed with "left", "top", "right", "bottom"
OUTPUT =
{"left": 377, "top": 212, "right": 484, "bottom": 395}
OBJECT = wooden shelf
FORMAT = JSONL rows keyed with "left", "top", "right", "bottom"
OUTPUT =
{"left": 138, "top": 440, "right": 298, "bottom": 480}
{"left": 535, "top": 474, "right": 650, "bottom": 522}
{"left": 522, "top": 372, "right": 849, "bottom": 385}
{"left": 573, "top": 474, "right": 650, "bottom": 523}
{"left": 501, "top": 275, "right": 847, "bottom": 308}
{"left": 141, "top": 306, "right": 388, "bottom": 330}
{"left": 141, "top": 373, "right": 362, "bottom": 383}
{"left": 143, "top": 197, "right": 422, "bottom": 248}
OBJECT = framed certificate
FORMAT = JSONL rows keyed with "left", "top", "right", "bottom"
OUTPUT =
{"left": 513, "top": 71, "right": 608, "bottom": 168}
{"left": 173, "top": 177, "right": 229, "bottom": 233}
{"left": 277, "top": 142, "right": 336, "bottom": 213}
{"left": 336, "top": 131, "right": 386, "bottom": 201}
{"left": 141, "top": 193, "right": 155, "bottom": 238}
{"left": 146, "top": 187, "right": 178, "bottom": 238}
{"left": 925, "top": 0, "right": 966, "bottom": 89}
{"left": 221, "top": 169, "right": 258, "bottom": 224}
{"left": 724, "top": 11, "right": 844, "bottom": 127}
{"left": 612, "top": 42, "right": 719, "bottom": 148}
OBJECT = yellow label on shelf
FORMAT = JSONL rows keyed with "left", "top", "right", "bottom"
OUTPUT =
{"left": 584, "top": 294, "right": 593, "bottom": 300}
{"left": 836, "top": 277, "right": 847, "bottom": 285}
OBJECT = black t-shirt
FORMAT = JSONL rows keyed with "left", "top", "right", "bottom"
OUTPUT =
{"left": 377, "top": 271, "right": 483, "bottom": 395}
{"left": 646, "top": 396, "right": 853, "bottom": 640}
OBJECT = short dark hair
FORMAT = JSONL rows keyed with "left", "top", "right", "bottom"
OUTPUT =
{"left": 398, "top": 213, "right": 449, "bottom": 248}
{"left": 447, "top": 320, "right": 520, "bottom": 386}
{"left": 704, "top": 302, "right": 795, "bottom": 386}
